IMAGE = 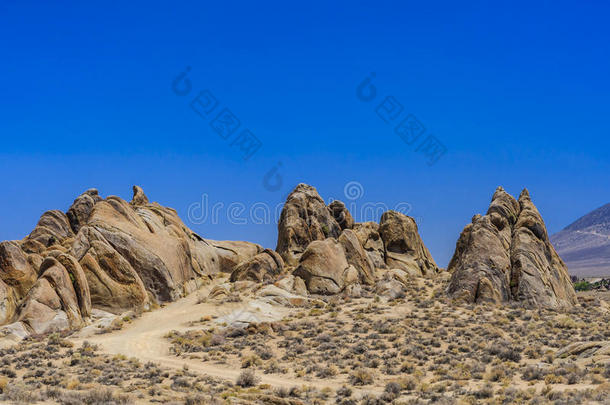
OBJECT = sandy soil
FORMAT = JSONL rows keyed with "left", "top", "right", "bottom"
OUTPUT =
{"left": 70, "top": 281, "right": 383, "bottom": 395}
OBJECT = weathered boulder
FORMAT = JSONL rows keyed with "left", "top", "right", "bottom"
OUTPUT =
{"left": 293, "top": 239, "right": 351, "bottom": 295}
{"left": 274, "top": 275, "right": 308, "bottom": 296}
{"left": 0, "top": 280, "right": 16, "bottom": 325}
{"left": 66, "top": 189, "right": 101, "bottom": 234}
{"left": 230, "top": 249, "right": 284, "bottom": 283}
{"left": 375, "top": 279, "right": 405, "bottom": 301}
{"left": 256, "top": 284, "right": 311, "bottom": 307}
{"left": 352, "top": 222, "right": 386, "bottom": 269}
{"left": 338, "top": 229, "right": 375, "bottom": 285}
{"left": 70, "top": 225, "right": 149, "bottom": 313}
{"left": 328, "top": 200, "right": 354, "bottom": 230}
{"left": 25, "top": 210, "right": 74, "bottom": 251}
{"left": 276, "top": 184, "right": 342, "bottom": 267}
{"left": 17, "top": 257, "right": 86, "bottom": 334}
{"left": 131, "top": 185, "right": 150, "bottom": 206}
{"left": 447, "top": 187, "right": 577, "bottom": 309}
{"left": 56, "top": 253, "right": 91, "bottom": 318}
{"left": 208, "top": 240, "right": 263, "bottom": 273}
{"left": 379, "top": 211, "right": 438, "bottom": 276}
{"left": 0, "top": 241, "right": 37, "bottom": 297}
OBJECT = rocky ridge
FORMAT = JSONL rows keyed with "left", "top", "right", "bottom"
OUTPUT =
{"left": 0, "top": 186, "right": 261, "bottom": 338}
{"left": 0, "top": 183, "right": 580, "bottom": 340}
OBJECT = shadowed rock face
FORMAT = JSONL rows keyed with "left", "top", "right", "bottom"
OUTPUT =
{"left": 447, "top": 187, "right": 577, "bottom": 309}
{"left": 379, "top": 211, "right": 439, "bottom": 277}
{"left": 0, "top": 187, "right": 260, "bottom": 336}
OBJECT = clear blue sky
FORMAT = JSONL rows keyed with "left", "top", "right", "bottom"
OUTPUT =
{"left": 1, "top": 1, "right": 609, "bottom": 267}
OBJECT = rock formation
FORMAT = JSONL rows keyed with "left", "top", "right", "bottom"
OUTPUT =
{"left": 379, "top": 211, "right": 439, "bottom": 276}
{"left": 447, "top": 187, "right": 577, "bottom": 309}
{"left": 276, "top": 183, "right": 437, "bottom": 295}
{"left": 328, "top": 200, "right": 354, "bottom": 230}
{"left": 276, "top": 184, "right": 342, "bottom": 267}
{"left": 0, "top": 186, "right": 260, "bottom": 337}
{"left": 293, "top": 238, "right": 353, "bottom": 294}
{"left": 352, "top": 222, "right": 386, "bottom": 269}
{"left": 230, "top": 249, "right": 284, "bottom": 283}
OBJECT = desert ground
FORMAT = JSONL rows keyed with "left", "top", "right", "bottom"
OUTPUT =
{"left": 0, "top": 275, "right": 608, "bottom": 404}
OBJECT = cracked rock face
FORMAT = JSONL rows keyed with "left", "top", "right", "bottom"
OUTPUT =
{"left": 447, "top": 187, "right": 577, "bottom": 309}
{"left": 0, "top": 186, "right": 261, "bottom": 337}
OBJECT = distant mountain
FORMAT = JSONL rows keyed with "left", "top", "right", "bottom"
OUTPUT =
{"left": 551, "top": 203, "right": 610, "bottom": 277}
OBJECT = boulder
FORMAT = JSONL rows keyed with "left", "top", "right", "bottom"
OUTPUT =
{"left": 131, "top": 185, "right": 149, "bottom": 206}
{"left": 328, "top": 200, "right": 354, "bottom": 230}
{"left": 378, "top": 211, "right": 438, "bottom": 276}
{"left": 25, "top": 210, "right": 74, "bottom": 250}
{"left": 17, "top": 257, "right": 85, "bottom": 334}
{"left": 66, "top": 189, "right": 100, "bottom": 233}
{"left": 230, "top": 249, "right": 284, "bottom": 283}
{"left": 352, "top": 222, "right": 386, "bottom": 269}
{"left": 0, "top": 241, "right": 37, "bottom": 297}
{"left": 338, "top": 229, "right": 375, "bottom": 285}
{"left": 276, "top": 184, "right": 342, "bottom": 266}
{"left": 375, "top": 279, "right": 405, "bottom": 301}
{"left": 293, "top": 239, "right": 351, "bottom": 295}
{"left": 447, "top": 187, "right": 577, "bottom": 309}
{"left": 274, "top": 275, "right": 308, "bottom": 296}
{"left": 56, "top": 253, "right": 92, "bottom": 318}
{"left": 0, "top": 280, "right": 16, "bottom": 325}
{"left": 208, "top": 240, "right": 263, "bottom": 273}
{"left": 256, "top": 285, "right": 310, "bottom": 307}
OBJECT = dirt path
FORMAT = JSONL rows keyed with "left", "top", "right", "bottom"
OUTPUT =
{"left": 70, "top": 282, "right": 382, "bottom": 395}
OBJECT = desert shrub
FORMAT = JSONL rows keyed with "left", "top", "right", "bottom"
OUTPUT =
{"left": 349, "top": 368, "right": 374, "bottom": 386}
{"left": 384, "top": 381, "right": 402, "bottom": 394}
{"left": 236, "top": 369, "right": 260, "bottom": 387}
{"left": 486, "top": 366, "right": 506, "bottom": 382}
{"left": 473, "top": 383, "right": 494, "bottom": 399}
{"left": 488, "top": 342, "right": 522, "bottom": 362}
{"left": 522, "top": 365, "right": 546, "bottom": 381}
{"left": 241, "top": 354, "right": 262, "bottom": 368}
{"left": 58, "top": 387, "right": 132, "bottom": 404}
{"left": 573, "top": 281, "right": 592, "bottom": 291}
{"left": 1, "top": 383, "right": 40, "bottom": 403}
{"left": 317, "top": 365, "right": 338, "bottom": 378}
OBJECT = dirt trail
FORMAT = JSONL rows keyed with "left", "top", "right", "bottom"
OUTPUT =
{"left": 70, "top": 282, "right": 382, "bottom": 394}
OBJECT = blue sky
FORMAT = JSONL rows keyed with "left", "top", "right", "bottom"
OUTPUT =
{"left": 1, "top": 1, "right": 609, "bottom": 267}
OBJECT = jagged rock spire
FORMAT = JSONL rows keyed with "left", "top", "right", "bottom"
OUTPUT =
{"left": 131, "top": 185, "right": 149, "bottom": 206}
{"left": 447, "top": 187, "right": 577, "bottom": 309}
